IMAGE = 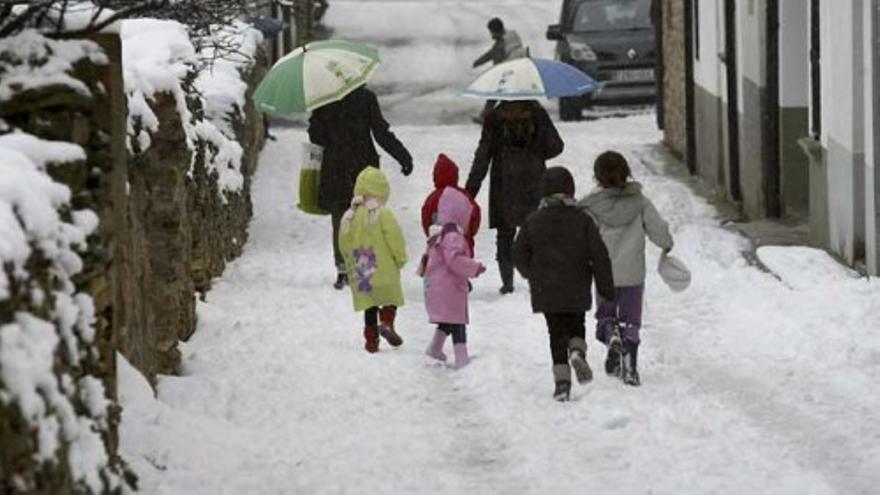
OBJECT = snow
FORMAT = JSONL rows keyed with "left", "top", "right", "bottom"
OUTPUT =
{"left": 119, "top": 113, "right": 880, "bottom": 494}
{"left": 0, "top": 132, "right": 87, "bottom": 169}
{"left": 0, "top": 132, "right": 118, "bottom": 491}
{"left": 45, "top": 2, "right": 123, "bottom": 34}
{"left": 121, "top": 18, "right": 262, "bottom": 197}
{"left": 195, "top": 20, "right": 263, "bottom": 138}
{"left": 0, "top": 29, "right": 107, "bottom": 103}
{"left": 117, "top": 1, "right": 879, "bottom": 492}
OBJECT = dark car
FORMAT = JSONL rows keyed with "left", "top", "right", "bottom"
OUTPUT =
{"left": 547, "top": 0, "right": 657, "bottom": 120}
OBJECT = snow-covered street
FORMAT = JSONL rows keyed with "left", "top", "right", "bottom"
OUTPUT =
{"left": 119, "top": 1, "right": 880, "bottom": 494}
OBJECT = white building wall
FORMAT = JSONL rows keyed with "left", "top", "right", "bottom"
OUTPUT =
{"left": 821, "top": 0, "right": 860, "bottom": 262}
{"left": 694, "top": 0, "right": 725, "bottom": 98}
{"left": 737, "top": 0, "right": 764, "bottom": 91}
{"left": 779, "top": 0, "right": 809, "bottom": 107}
{"left": 865, "top": 0, "right": 879, "bottom": 274}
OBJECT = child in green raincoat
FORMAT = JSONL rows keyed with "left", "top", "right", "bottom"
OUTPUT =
{"left": 339, "top": 166, "right": 408, "bottom": 353}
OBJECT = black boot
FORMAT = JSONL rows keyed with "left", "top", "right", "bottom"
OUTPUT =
{"left": 333, "top": 266, "right": 348, "bottom": 290}
{"left": 605, "top": 323, "right": 625, "bottom": 376}
{"left": 604, "top": 347, "right": 620, "bottom": 376}
{"left": 621, "top": 343, "right": 640, "bottom": 386}
{"left": 498, "top": 261, "right": 514, "bottom": 294}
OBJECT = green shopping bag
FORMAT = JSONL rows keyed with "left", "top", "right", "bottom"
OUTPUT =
{"left": 298, "top": 143, "right": 330, "bottom": 215}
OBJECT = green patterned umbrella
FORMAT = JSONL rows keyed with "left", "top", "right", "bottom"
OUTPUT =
{"left": 253, "top": 39, "right": 380, "bottom": 114}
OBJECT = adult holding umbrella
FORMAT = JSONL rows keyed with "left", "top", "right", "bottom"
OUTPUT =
{"left": 463, "top": 57, "right": 597, "bottom": 294}
{"left": 253, "top": 40, "right": 414, "bottom": 290}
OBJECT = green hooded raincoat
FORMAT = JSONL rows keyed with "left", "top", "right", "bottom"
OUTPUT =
{"left": 339, "top": 167, "right": 408, "bottom": 311}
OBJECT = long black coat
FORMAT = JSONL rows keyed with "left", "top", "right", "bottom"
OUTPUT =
{"left": 514, "top": 203, "right": 615, "bottom": 314}
{"left": 465, "top": 101, "right": 564, "bottom": 229}
{"left": 308, "top": 86, "right": 412, "bottom": 212}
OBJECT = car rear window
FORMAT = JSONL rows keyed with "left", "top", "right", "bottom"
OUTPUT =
{"left": 571, "top": 0, "right": 652, "bottom": 32}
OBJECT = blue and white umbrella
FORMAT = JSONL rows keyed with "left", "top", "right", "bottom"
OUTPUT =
{"left": 463, "top": 57, "right": 598, "bottom": 100}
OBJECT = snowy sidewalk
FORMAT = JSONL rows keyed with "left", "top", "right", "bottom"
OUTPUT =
{"left": 120, "top": 115, "right": 880, "bottom": 494}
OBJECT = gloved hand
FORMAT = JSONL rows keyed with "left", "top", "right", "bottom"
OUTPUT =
{"left": 401, "top": 161, "right": 413, "bottom": 176}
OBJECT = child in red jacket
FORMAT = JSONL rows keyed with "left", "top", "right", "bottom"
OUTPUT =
{"left": 421, "top": 154, "right": 481, "bottom": 252}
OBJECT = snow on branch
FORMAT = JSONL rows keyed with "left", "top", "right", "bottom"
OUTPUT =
{"left": 1, "top": 1, "right": 263, "bottom": 57}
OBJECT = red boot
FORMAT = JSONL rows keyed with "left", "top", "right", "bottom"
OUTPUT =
{"left": 378, "top": 307, "right": 403, "bottom": 347}
{"left": 364, "top": 325, "right": 380, "bottom": 353}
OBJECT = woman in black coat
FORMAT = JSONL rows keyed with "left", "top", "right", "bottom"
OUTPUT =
{"left": 308, "top": 85, "right": 413, "bottom": 289}
{"left": 465, "top": 100, "right": 564, "bottom": 294}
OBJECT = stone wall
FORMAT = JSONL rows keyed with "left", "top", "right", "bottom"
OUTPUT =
{"left": 118, "top": 63, "right": 266, "bottom": 377}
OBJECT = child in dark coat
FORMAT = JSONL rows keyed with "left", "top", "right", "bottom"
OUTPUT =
{"left": 514, "top": 167, "right": 615, "bottom": 401}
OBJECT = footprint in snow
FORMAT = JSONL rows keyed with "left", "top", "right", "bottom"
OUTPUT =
{"left": 603, "top": 415, "right": 631, "bottom": 430}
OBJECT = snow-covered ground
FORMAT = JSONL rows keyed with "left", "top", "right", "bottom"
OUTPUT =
{"left": 121, "top": 115, "right": 880, "bottom": 494}
{"left": 119, "top": 1, "right": 880, "bottom": 493}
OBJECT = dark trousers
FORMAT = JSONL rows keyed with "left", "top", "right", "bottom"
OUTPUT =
{"left": 364, "top": 306, "right": 396, "bottom": 326}
{"left": 331, "top": 208, "right": 345, "bottom": 269}
{"left": 595, "top": 284, "right": 645, "bottom": 346}
{"left": 496, "top": 227, "right": 516, "bottom": 265}
{"left": 496, "top": 227, "right": 517, "bottom": 287}
{"left": 544, "top": 313, "right": 586, "bottom": 366}
{"left": 438, "top": 323, "right": 467, "bottom": 344}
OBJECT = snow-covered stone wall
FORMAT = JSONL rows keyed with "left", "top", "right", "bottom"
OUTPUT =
{"left": 0, "top": 32, "right": 131, "bottom": 494}
{"left": 119, "top": 19, "right": 266, "bottom": 375}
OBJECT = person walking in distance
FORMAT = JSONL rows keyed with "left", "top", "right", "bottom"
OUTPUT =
{"left": 465, "top": 100, "right": 564, "bottom": 294}
{"left": 308, "top": 85, "right": 413, "bottom": 290}
{"left": 472, "top": 17, "right": 526, "bottom": 123}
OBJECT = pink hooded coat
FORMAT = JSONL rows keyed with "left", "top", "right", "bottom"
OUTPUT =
{"left": 424, "top": 188, "right": 483, "bottom": 325}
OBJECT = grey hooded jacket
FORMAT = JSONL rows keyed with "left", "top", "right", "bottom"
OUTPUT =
{"left": 579, "top": 182, "right": 673, "bottom": 287}
{"left": 473, "top": 30, "right": 526, "bottom": 67}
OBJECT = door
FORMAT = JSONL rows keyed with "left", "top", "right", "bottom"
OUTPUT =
{"left": 765, "top": 0, "right": 782, "bottom": 216}
{"left": 685, "top": 0, "right": 697, "bottom": 174}
{"left": 724, "top": 0, "right": 742, "bottom": 201}
{"left": 810, "top": 0, "right": 821, "bottom": 138}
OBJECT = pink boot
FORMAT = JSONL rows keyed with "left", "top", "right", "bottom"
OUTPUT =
{"left": 453, "top": 343, "right": 470, "bottom": 370}
{"left": 425, "top": 329, "right": 448, "bottom": 362}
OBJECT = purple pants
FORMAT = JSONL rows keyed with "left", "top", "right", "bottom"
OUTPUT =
{"left": 595, "top": 284, "right": 644, "bottom": 346}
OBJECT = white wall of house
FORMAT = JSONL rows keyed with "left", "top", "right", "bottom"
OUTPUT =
{"left": 779, "top": 0, "right": 809, "bottom": 107}
{"left": 737, "top": 0, "right": 764, "bottom": 102}
{"left": 693, "top": 0, "right": 725, "bottom": 98}
{"left": 865, "top": 0, "right": 879, "bottom": 274}
{"left": 821, "top": 0, "right": 863, "bottom": 263}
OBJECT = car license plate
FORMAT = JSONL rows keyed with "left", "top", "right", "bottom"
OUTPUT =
{"left": 612, "top": 69, "right": 654, "bottom": 82}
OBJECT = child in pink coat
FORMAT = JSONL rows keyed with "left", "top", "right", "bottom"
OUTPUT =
{"left": 422, "top": 188, "right": 486, "bottom": 369}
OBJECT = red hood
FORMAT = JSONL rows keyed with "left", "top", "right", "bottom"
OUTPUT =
{"left": 433, "top": 153, "right": 459, "bottom": 189}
